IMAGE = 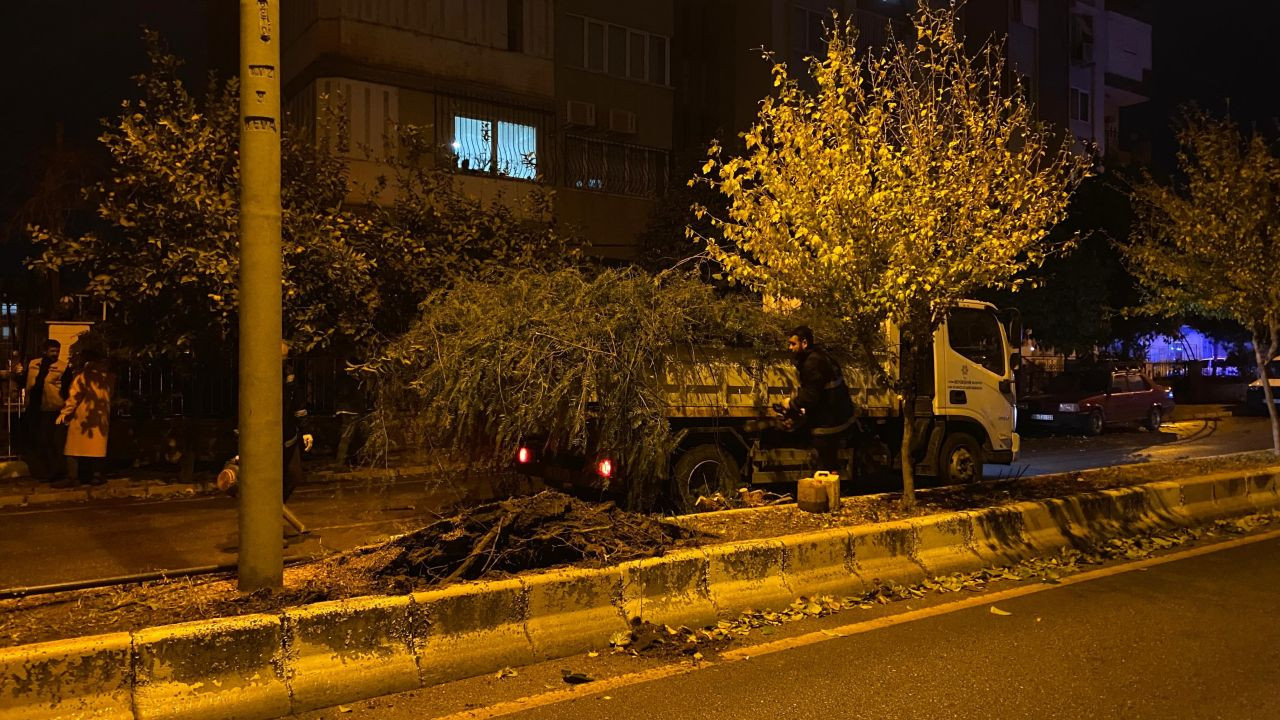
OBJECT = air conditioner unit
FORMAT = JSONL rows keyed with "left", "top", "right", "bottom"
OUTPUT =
{"left": 566, "top": 100, "right": 597, "bottom": 127}
{"left": 607, "top": 109, "right": 637, "bottom": 134}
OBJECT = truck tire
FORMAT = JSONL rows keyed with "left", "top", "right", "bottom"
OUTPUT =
{"left": 1145, "top": 406, "right": 1162, "bottom": 431}
{"left": 938, "top": 432, "right": 983, "bottom": 485}
{"left": 672, "top": 443, "right": 741, "bottom": 513}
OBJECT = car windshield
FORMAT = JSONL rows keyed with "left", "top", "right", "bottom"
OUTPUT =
{"left": 1045, "top": 369, "right": 1110, "bottom": 395}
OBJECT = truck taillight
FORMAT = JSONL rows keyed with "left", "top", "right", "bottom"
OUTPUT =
{"left": 596, "top": 458, "right": 614, "bottom": 479}
{"left": 517, "top": 447, "right": 533, "bottom": 464}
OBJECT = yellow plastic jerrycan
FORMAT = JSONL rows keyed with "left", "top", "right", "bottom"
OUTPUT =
{"left": 797, "top": 471, "right": 840, "bottom": 513}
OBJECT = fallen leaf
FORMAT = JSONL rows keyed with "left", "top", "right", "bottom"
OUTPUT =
{"left": 494, "top": 667, "right": 517, "bottom": 680}
{"left": 337, "top": 706, "right": 352, "bottom": 714}
{"left": 587, "top": 651, "right": 599, "bottom": 658}
{"left": 561, "top": 670, "right": 593, "bottom": 685}
{"left": 989, "top": 606, "right": 1012, "bottom": 616}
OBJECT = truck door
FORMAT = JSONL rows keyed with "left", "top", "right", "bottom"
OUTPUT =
{"left": 938, "top": 307, "right": 1016, "bottom": 453}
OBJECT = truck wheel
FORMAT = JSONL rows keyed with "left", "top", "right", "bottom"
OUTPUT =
{"left": 672, "top": 444, "right": 741, "bottom": 513}
{"left": 1145, "top": 406, "right": 1163, "bottom": 431}
{"left": 938, "top": 432, "right": 983, "bottom": 485}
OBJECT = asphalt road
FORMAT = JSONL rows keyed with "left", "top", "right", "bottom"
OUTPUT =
{"left": 0, "top": 415, "right": 1272, "bottom": 591}
{"left": 990, "top": 414, "right": 1274, "bottom": 478}
{"left": 297, "top": 530, "right": 1280, "bottom": 720}
{"left": 0, "top": 473, "right": 494, "bottom": 590}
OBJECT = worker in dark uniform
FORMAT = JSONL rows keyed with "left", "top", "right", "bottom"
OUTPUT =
{"left": 216, "top": 341, "right": 313, "bottom": 536}
{"left": 781, "top": 325, "right": 855, "bottom": 474}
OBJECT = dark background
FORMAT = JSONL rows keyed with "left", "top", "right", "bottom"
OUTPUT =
{"left": 2, "top": 1, "right": 1278, "bottom": 250}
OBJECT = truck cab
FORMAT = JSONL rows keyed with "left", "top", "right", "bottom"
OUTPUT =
{"left": 914, "top": 301, "right": 1020, "bottom": 481}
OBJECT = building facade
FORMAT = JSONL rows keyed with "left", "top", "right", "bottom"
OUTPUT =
{"left": 279, "top": 0, "right": 1150, "bottom": 260}
{"left": 280, "top": 0, "right": 675, "bottom": 260}
{"left": 966, "top": 0, "right": 1152, "bottom": 159}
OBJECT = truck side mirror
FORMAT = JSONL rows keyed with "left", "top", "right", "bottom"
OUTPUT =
{"left": 1009, "top": 353, "right": 1021, "bottom": 373}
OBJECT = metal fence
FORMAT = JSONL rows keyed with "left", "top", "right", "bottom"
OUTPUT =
{"left": 116, "top": 355, "right": 356, "bottom": 420}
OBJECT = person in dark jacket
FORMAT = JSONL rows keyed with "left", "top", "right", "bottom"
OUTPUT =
{"left": 782, "top": 326, "right": 855, "bottom": 474}
{"left": 23, "top": 340, "right": 67, "bottom": 481}
{"left": 281, "top": 342, "right": 312, "bottom": 502}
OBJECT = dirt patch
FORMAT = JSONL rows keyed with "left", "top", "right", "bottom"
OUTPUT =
{"left": 0, "top": 491, "right": 694, "bottom": 648}
{"left": 373, "top": 490, "right": 693, "bottom": 585}
{"left": 2, "top": 454, "right": 1277, "bottom": 649}
{"left": 679, "top": 452, "right": 1280, "bottom": 542}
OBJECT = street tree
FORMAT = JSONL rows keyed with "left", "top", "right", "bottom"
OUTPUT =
{"left": 692, "top": 5, "right": 1090, "bottom": 505}
{"left": 1125, "top": 112, "right": 1280, "bottom": 455}
{"left": 30, "top": 36, "right": 373, "bottom": 359}
{"left": 29, "top": 34, "right": 574, "bottom": 362}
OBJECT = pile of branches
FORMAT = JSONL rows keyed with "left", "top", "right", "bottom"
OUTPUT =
{"left": 373, "top": 491, "right": 696, "bottom": 584}
{"left": 360, "top": 266, "right": 857, "bottom": 509}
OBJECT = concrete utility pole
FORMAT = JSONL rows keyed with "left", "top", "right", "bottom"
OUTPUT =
{"left": 238, "top": 0, "right": 284, "bottom": 591}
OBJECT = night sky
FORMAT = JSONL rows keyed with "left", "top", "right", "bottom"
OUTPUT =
{"left": 2, "top": 1, "right": 1277, "bottom": 246}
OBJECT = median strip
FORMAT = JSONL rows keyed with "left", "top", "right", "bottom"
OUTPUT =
{"left": 2, "top": 464, "right": 1278, "bottom": 720}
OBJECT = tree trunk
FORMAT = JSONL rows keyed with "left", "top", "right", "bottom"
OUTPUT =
{"left": 898, "top": 337, "right": 919, "bottom": 508}
{"left": 900, "top": 390, "right": 917, "bottom": 507}
{"left": 1256, "top": 329, "right": 1280, "bottom": 457}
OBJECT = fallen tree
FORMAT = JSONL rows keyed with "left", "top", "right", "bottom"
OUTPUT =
{"left": 358, "top": 267, "right": 848, "bottom": 509}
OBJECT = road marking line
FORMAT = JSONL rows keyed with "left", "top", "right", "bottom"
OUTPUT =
{"left": 429, "top": 527, "right": 1280, "bottom": 719}
{"left": 724, "top": 526, "right": 1280, "bottom": 659}
{"left": 430, "top": 664, "right": 700, "bottom": 720}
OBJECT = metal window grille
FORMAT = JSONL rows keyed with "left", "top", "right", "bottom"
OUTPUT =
{"left": 437, "top": 94, "right": 556, "bottom": 182}
{"left": 565, "top": 136, "right": 668, "bottom": 198}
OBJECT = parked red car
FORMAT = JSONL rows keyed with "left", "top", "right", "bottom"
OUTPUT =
{"left": 1019, "top": 365, "right": 1175, "bottom": 435}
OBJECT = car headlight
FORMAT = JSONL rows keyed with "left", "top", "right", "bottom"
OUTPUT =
{"left": 1058, "top": 403, "right": 1080, "bottom": 413}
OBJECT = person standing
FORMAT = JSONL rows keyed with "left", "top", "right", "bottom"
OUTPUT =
{"left": 56, "top": 346, "right": 115, "bottom": 487}
{"left": 782, "top": 326, "right": 856, "bottom": 474}
{"left": 23, "top": 339, "right": 67, "bottom": 481}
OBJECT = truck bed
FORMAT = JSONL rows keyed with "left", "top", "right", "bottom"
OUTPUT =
{"left": 655, "top": 346, "right": 898, "bottom": 420}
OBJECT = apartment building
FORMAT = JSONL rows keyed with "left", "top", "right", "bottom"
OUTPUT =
{"left": 672, "top": 0, "right": 910, "bottom": 155}
{"left": 279, "top": 0, "right": 674, "bottom": 260}
{"left": 967, "top": 0, "right": 1153, "bottom": 159}
{"left": 277, "top": 1, "right": 1149, "bottom": 260}
{"left": 676, "top": 0, "right": 1151, "bottom": 160}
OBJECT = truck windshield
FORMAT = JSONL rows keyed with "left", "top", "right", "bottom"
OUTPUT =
{"left": 948, "top": 308, "right": 1005, "bottom": 375}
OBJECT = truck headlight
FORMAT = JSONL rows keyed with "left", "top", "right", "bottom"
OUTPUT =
{"left": 1058, "top": 403, "right": 1080, "bottom": 413}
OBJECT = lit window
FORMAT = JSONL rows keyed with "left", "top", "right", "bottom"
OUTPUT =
{"left": 452, "top": 116, "right": 538, "bottom": 180}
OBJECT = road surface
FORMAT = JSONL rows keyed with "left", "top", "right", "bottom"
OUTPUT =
{"left": 297, "top": 529, "right": 1280, "bottom": 720}
{"left": 990, "top": 414, "right": 1272, "bottom": 478}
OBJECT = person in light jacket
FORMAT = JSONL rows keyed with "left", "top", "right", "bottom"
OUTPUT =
{"left": 56, "top": 346, "right": 115, "bottom": 487}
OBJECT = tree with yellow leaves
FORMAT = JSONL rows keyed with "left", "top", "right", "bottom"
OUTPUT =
{"left": 691, "top": 4, "right": 1089, "bottom": 505}
{"left": 1125, "top": 112, "right": 1280, "bottom": 456}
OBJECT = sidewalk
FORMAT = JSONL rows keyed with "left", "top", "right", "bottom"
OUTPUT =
{"left": 0, "top": 457, "right": 453, "bottom": 510}
{"left": 0, "top": 405, "right": 1241, "bottom": 509}
{"left": 1167, "top": 403, "right": 1237, "bottom": 422}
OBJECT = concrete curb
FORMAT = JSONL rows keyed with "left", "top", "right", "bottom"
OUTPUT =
{"left": 3, "top": 465, "right": 1278, "bottom": 719}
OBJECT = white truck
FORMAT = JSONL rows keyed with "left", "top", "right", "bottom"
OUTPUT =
{"left": 519, "top": 300, "right": 1020, "bottom": 510}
